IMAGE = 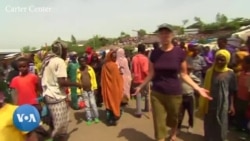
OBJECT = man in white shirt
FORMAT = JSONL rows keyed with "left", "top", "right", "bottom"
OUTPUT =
{"left": 40, "top": 41, "right": 81, "bottom": 141}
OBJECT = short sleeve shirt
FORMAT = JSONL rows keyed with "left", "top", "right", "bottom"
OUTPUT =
{"left": 41, "top": 57, "right": 67, "bottom": 100}
{"left": 0, "top": 104, "right": 26, "bottom": 141}
{"left": 10, "top": 73, "right": 38, "bottom": 105}
{"left": 150, "top": 47, "right": 186, "bottom": 94}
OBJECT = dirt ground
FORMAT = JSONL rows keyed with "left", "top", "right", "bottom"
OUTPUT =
{"left": 67, "top": 100, "right": 239, "bottom": 141}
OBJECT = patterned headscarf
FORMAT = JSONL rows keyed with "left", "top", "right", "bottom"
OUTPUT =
{"left": 39, "top": 41, "right": 67, "bottom": 77}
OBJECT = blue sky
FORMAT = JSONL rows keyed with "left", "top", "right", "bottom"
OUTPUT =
{"left": 0, "top": 0, "right": 249, "bottom": 49}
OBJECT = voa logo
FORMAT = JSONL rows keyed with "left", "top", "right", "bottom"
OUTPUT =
{"left": 16, "top": 113, "right": 37, "bottom": 122}
{"left": 13, "top": 104, "right": 41, "bottom": 132}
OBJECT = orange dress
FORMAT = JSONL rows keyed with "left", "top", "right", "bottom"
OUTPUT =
{"left": 101, "top": 51, "right": 124, "bottom": 117}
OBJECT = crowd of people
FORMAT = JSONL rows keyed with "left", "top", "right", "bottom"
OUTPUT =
{"left": 0, "top": 23, "right": 250, "bottom": 141}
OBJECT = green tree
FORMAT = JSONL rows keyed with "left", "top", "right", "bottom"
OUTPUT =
{"left": 71, "top": 35, "right": 76, "bottom": 44}
{"left": 57, "top": 37, "right": 61, "bottom": 41}
{"left": 138, "top": 29, "right": 147, "bottom": 37}
{"left": 21, "top": 46, "right": 36, "bottom": 53}
{"left": 194, "top": 17, "right": 203, "bottom": 25}
{"left": 231, "top": 17, "right": 250, "bottom": 26}
{"left": 68, "top": 45, "right": 85, "bottom": 55}
{"left": 194, "top": 17, "right": 204, "bottom": 30}
{"left": 216, "top": 13, "right": 228, "bottom": 26}
{"left": 225, "top": 20, "right": 240, "bottom": 30}
{"left": 31, "top": 47, "right": 37, "bottom": 51}
{"left": 84, "top": 35, "right": 116, "bottom": 50}
{"left": 84, "top": 35, "right": 106, "bottom": 49}
{"left": 120, "top": 32, "right": 126, "bottom": 37}
{"left": 120, "top": 32, "right": 130, "bottom": 38}
{"left": 21, "top": 46, "right": 31, "bottom": 53}
{"left": 182, "top": 19, "right": 189, "bottom": 27}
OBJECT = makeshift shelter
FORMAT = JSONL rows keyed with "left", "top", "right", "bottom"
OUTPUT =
{"left": 232, "top": 29, "right": 250, "bottom": 41}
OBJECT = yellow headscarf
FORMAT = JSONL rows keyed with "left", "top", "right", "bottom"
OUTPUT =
{"left": 197, "top": 49, "right": 232, "bottom": 118}
{"left": 234, "top": 51, "right": 249, "bottom": 74}
{"left": 34, "top": 50, "right": 48, "bottom": 74}
{"left": 236, "top": 51, "right": 249, "bottom": 60}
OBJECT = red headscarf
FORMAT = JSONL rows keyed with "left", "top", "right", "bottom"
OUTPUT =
{"left": 85, "top": 47, "right": 93, "bottom": 64}
{"left": 85, "top": 47, "right": 93, "bottom": 54}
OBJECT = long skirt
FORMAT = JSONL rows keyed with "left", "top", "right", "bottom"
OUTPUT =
{"left": 45, "top": 96, "right": 69, "bottom": 138}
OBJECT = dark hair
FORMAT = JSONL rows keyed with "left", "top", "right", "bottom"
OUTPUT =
{"left": 217, "top": 37, "right": 228, "bottom": 43}
{"left": 180, "top": 41, "right": 185, "bottom": 46}
{"left": 101, "top": 51, "right": 106, "bottom": 59}
{"left": 11, "top": 60, "right": 18, "bottom": 71}
{"left": 17, "top": 57, "right": 29, "bottom": 65}
{"left": 78, "top": 55, "right": 87, "bottom": 63}
{"left": 243, "top": 55, "right": 250, "bottom": 65}
{"left": 137, "top": 44, "right": 146, "bottom": 53}
{"left": 246, "top": 36, "right": 250, "bottom": 46}
{"left": 172, "top": 38, "right": 178, "bottom": 44}
{"left": 153, "top": 42, "right": 159, "bottom": 49}
{"left": 0, "top": 68, "right": 4, "bottom": 77}
{"left": 193, "top": 45, "right": 200, "bottom": 51}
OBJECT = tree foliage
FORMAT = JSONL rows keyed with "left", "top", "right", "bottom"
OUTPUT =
{"left": 187, "top": 13, "right": 250, "bottom": 34}
{"left": 41, "top": 36, "right": 116, "bottom": 54}
{"left": 26, "top": 14, "right": 249, "bottom": 55}
{"left": 67, "top": 45, "right": 85, "bottom": 55}
{"left": 216, "top": 13, "right": 228, "bottom": 26}
{"left": 120, "top": 32, "right": 130, "bottom": 38}
{"left": 84, "top": 35, "right": 115, "bottom": 49}
{"left": 138, "top": 29, "right": 147, "bottom": 37}
{"left": 182, "top": 19, "right": 189, "bottom": 27}
{"left": 21, "top": 46, "right": 37, "bottom": 53}
{"left": 71, "top": 35, "right": 77, "bottom": 44}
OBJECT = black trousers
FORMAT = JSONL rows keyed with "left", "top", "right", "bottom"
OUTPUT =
{"left": 96, "top": 86, "right": 103, "bottom": 105}
{"left": 178, "top": 94, "right": 195, "bottom": 128}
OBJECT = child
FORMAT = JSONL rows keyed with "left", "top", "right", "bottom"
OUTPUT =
{"left": 9, "top": 57, "right": 39, "bottom": 106}
{"left": 186, "top": 45, "right": 207, "bottom": 83}
{"left": 235, "top": 55, "right": 250, "bottom": 140}
{"left": 198, "top": 49, "right": 236, "bottom": 141}
{"left": 178, "top": 64, "right": 200, "bottom": 133}
{"left": 0, "top": 90, "right": 40, "bottom": 141}
{"left": 77, "top": 56, "right": 99, "bottom": 125}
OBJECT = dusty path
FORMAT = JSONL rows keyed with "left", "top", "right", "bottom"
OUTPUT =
{"left": 67, "top": 100, "right": 239, "bottom": 141}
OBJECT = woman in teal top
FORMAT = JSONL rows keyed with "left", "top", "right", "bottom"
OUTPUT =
{"left": 67, "top": 52, "right": 79, "bottom": 109}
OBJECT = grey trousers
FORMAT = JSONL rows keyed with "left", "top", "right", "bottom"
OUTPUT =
{"left": 134, "top": 83, "right": 150, "bottom": 114}
{"left": 82, "top": 91, "right": 99, "bottom": 120}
